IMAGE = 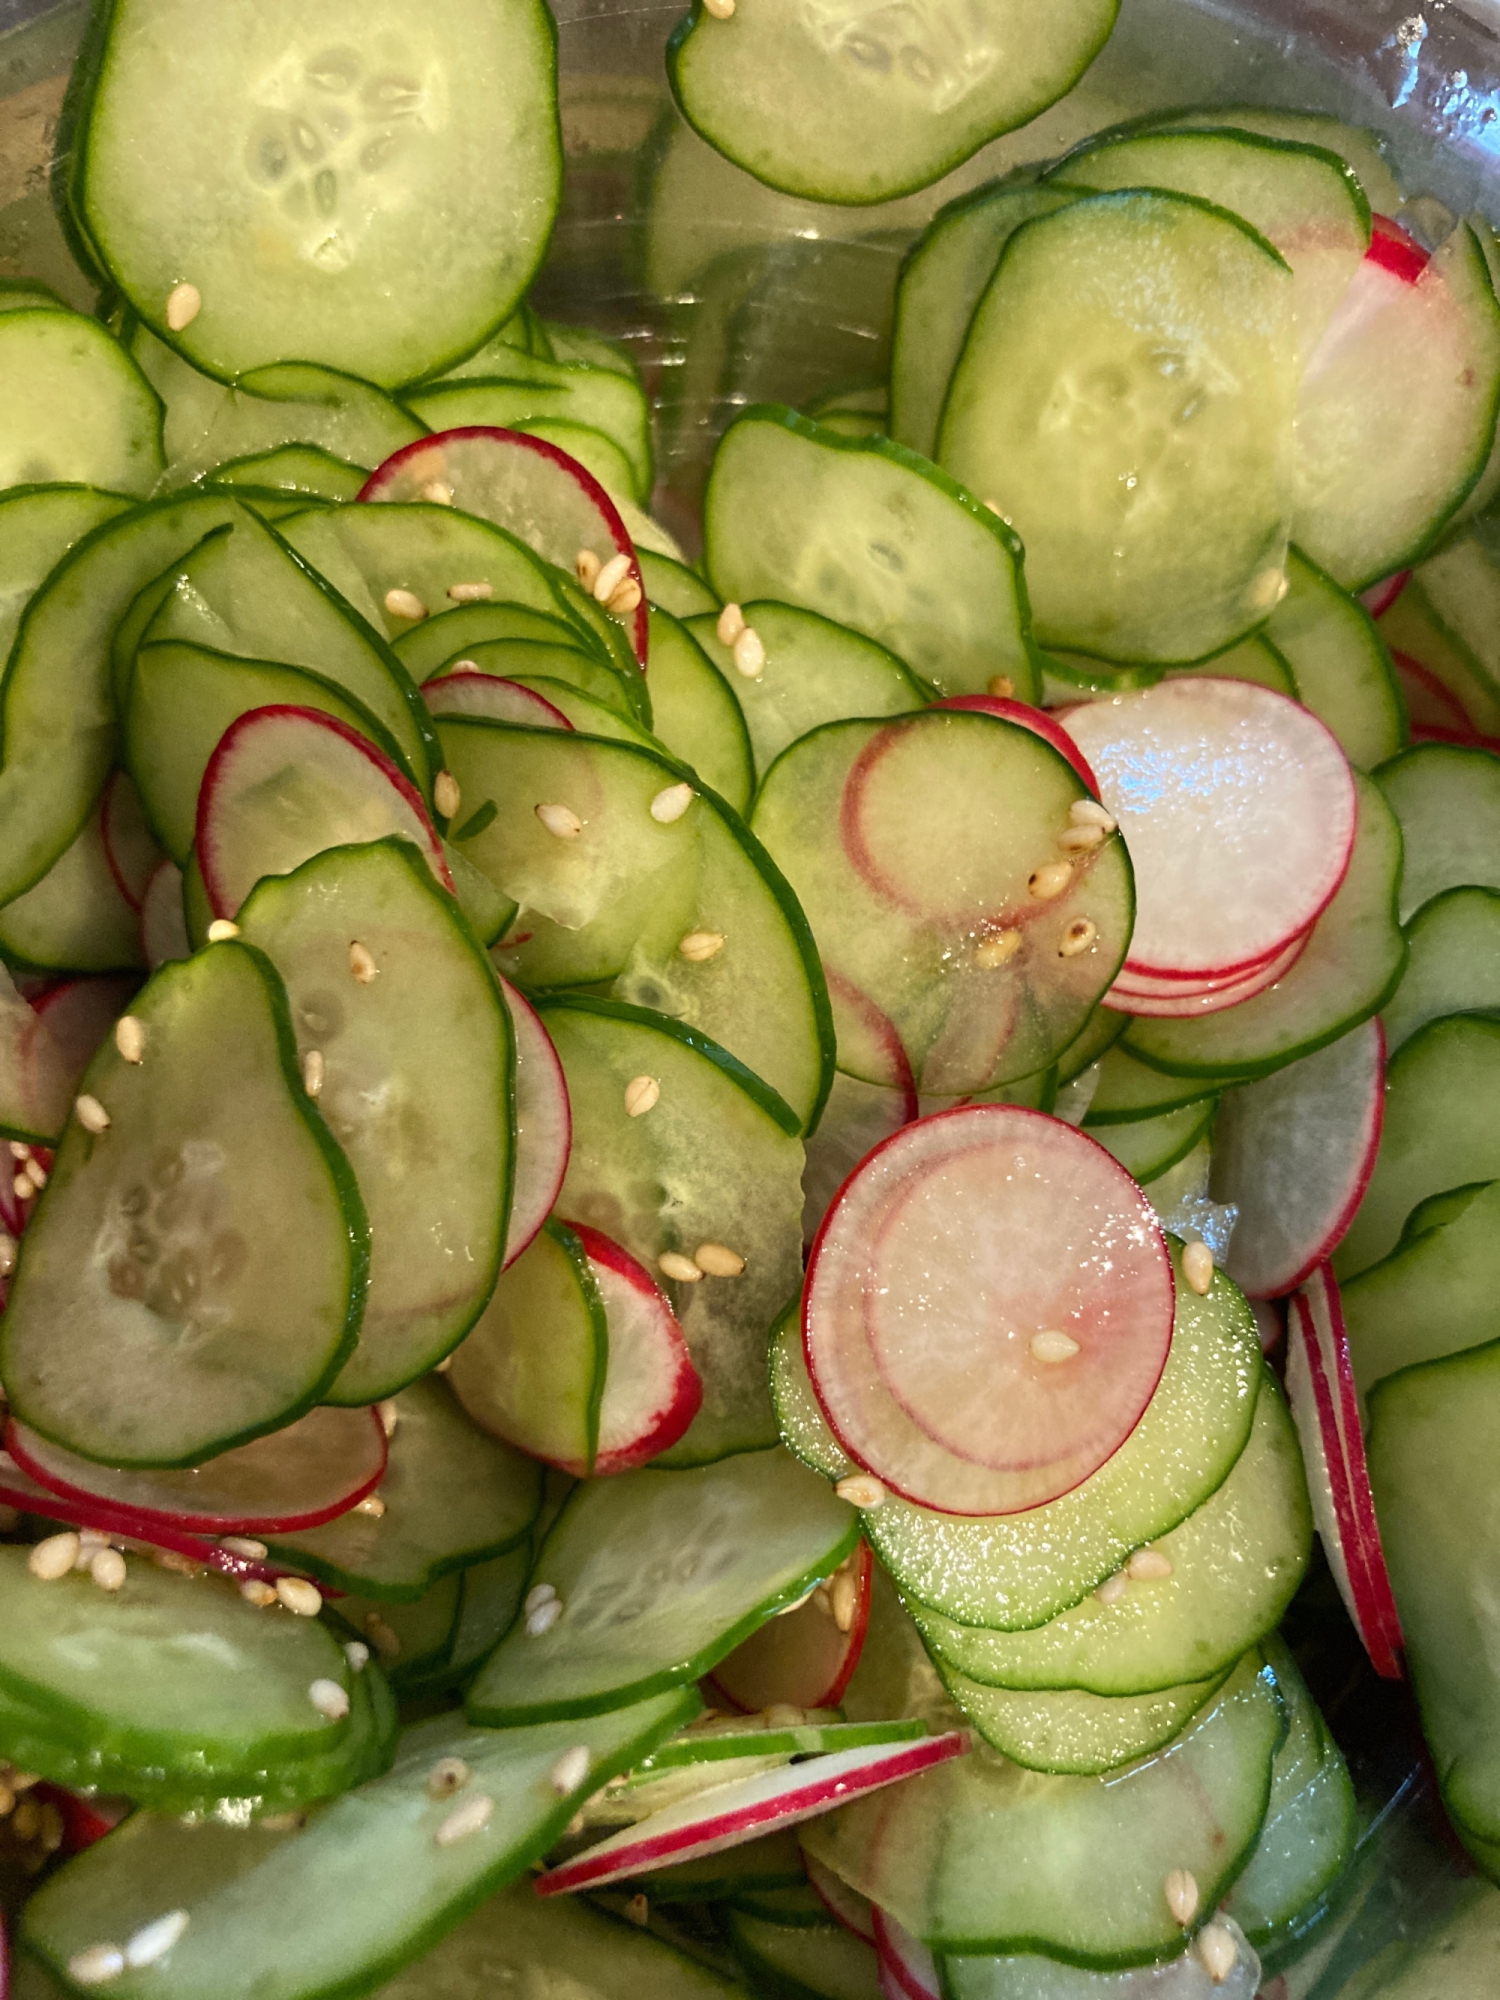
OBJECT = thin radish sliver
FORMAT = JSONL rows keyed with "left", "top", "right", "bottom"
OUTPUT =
{"left": 874, "top": 1908, "right": 940, "bottom": 2000}
{"left": 571, "top": 1221, "right": 702, "bottom": 1474}
{"left": 709, "top": 1542, "right": 872, "bottom": 1714}
{"left": 423, "top": 671, "right": 574, "bottom": 731}
{"left": 1104, "top": 930, "right": 1311, "bottom": 1018}
{"left": 934, "top": 695, "right": 1098, "bottom": 792}
{"left": 805, "top": 1106, "right": 1174, "bottom": 1514}
{"left": 1061, "top": 680, "right": 1356, "bottom": 982}
{"left": 1211, "top": 1019, "right": 1384, "bottom": 1298}
{"left": 804, "top": 1851, "right": 877, "bottom": 1943}
{"left": 497, "top": 975, "right": 570, "bottom": 1269}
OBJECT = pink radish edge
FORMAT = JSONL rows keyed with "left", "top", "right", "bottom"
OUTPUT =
{"left": 567, "top": 1219, "right": 702, "bottom": 1473}
{"left": 873, "top": 1907, "right": 941, "bottom": 2000}
{"left": 706, "top": 1542, "right": 873, "bottom": 1715}
{"left": 803, "top": 1850, "right": 878, "bottom": 1943}
{"left": 931, "top": 694, "right": 1099, "bottom": 793}
{"left": 422, "top": 672, "right": 575, "bottom": 731}
{"left": 497, "top": 976, "right": 571, "bottom": 1271}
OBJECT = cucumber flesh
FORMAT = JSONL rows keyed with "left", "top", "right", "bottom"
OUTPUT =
{"left": 0, "top": 309, "right": 163, "bottom": 495}
{"left": 941, "top": 1928, "right": 1262, "bottom": 1998}
{"left": 643, "top": 606, "right": 755, "bottom": 816}
{"left": 1384, "top": 884, "right": 1500, "bottom": 1052}
{"left": 338, "top": 1574, "right": 462, "bottom": 1689}
{"left": 397, "top": 599, "right": 610, "bottom": 676}
{"left": 1073, "top": 1044, "right": 1193, "bottom": 1124}
{"left": 496, "top": 974, "right": 570, "bottom": 1268}
{"left": 1376, "top": 740, "right": 1500, "bottom": 921}
{"left": 640, "top": 551, "right": 719, "bottom": 620}
{"left": 639, "top": 1716, "right": 928, "bottom": 1771}
{"left": 405, "top": 366, "right": 652, "bottom": 504}
{"left": 941, "top": 1664, "right": 1231, "bottom": 1776}
{"left": 430, "top": 635, "right": 640, "bottom": 721}
{"left": 1268, "top": 548, "right": 1405, "bottom": 771}
{"left": 724, "top": 1908, "right": 881, "bottom": 2000}
{"left": 210, "top": 445, "right": 369, "bottom": 503}
{"left": 1139, "top": 105, "right": 1404, "bottom": 214}
{"left": 0, "top": 795, "right": 144, "bottom": 975}
{"left": 0, "top": 485, "right": 133, "bottom": 669}
{"left": 1087, "top": 1098, "right": 1215, "bottom": 1185}
{"left": 1342, "top": 1176, "right": 1500, "bottom": 1400}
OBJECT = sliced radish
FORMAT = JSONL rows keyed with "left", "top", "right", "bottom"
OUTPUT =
{"left": 823, "top": 973, "right": 921, "bottom": 1100}
{"left": 804, "top": 1106, "right": 1174, "bottom": 1516}
{"left": 1061, "top": 680, "right": 1357, "bottom": 984}
{"left": 1210, "top": 1019, "right": 1385, "bottom": 1298}
{"left": 708, "top": 1542, "right": 872, "bottom": 1715}
{"left": 802, "top": 1070, "right": 918, "bottom": 1251}
{"left": 932, "top": 695, "right": 1098, "bottom": 793}
{"left": 1365, "top": 213, "right": 1431, "bottom": 285}
{"left": 99, "top": 771, "right": 163, "bottom": 911}
{"left": 361, "top": 428, "right": 648, "bottom": 667}
{"left": 497, "top": 975, "right": 571, "bottom": 1270}
{"left": 1104, "top": 931, "right": 1312, "bottom": 1017}
{"left": 571, "top": 1221, "right": 702, "bottom": 1474}
{"left": 873, "top": 1908, "right": 940, "bottom": 2000}
{"left": 422, "top": 671, "right": 574, "bottom": 732}
{"left": 139, "top": 858, "right": 189, "bottom": 969}
{"left": 1361, "top": 570, "right": 1411, "bottom": 620}
{"left": 31, "top": 975, "right": 141, "bottom": 1096}
{"left": 804, "top": 1851, "right": 877, "bottom": 1944}
{"left": 535, "top": 1733, "right": 967, "bottom": 1896}
{"left": 196, "top": 706, "right": 452, "bottom": 919}
{"left": 6, "top": 1403, "right": 386, "bottom": 1535}
{"left": 33, "top": 1784, "right": 130, "bottom": 1856}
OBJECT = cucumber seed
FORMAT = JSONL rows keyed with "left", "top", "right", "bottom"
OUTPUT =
{"left": 28, "top": 1532, "right": 80, "bottom": 1581}
{"left": 624, "top": 1075, "right": 661, "bottom": 1117}
{"left": 593, "top": 552, "right": 631, "bottom": 603}
{"left": 90, "top": 1548, "right": 126, "bottom": 1592}
{"left": 974, "top": 929, "right": 1022, "bottom": 969}
{"left": 535, "top": 801, "right": 583, "bottom": 839}
{"left": 1182, "top": 1240, "right": 1215, "bottom": 1295}
{"left": 834, "top": 1474, "right": 887, "bottom": 1509}
{"left": 679, "top": 930, "right": 725, "bottom": 962}
{"left": 447, "top": 580, "right": 493, "bottom": 603}
{"left": 659, "top": 1251, "right": 704, "bottom": 1283}
{"left": 695, "top": 1241, "right": 745, "bottom": 1277}
{"left": 550, "top": 1745, "right": 591, "bottom": 1793}
{"left": 308, "top": 1678, "right": 349, "bottom": 1721}
{"left": 526, "top": 1595, "right": 563, "bottom": 1636}
{"left": 426, "top": 1756, "right": 471, "bottom": 1798}
{"left": 1196, "top": 1922, "right": 1239, "bottom": 1984}
{"left": 717, "top": 602, "right": 746, "bottom": 645}
{"left": 576, "top": 549, "right": 602, "bottom": 591}
{"left": 434, "top": 770, "right": 462, "bottom": 818}
{"left": 1127, "top": 1549, "right": 1174, "bottom": 1581}
{"left": 650, "top": 782, "right": 695, "bottom": 823}
{"left": 1028, "top": 861, "right": 1073, "bottom": 900}
{"left": 1059, "top": 918, "right": 1098, "bottom": 957}
{"left": 124, "top": 1911, "right": 190, "bottom": 1971}
{"left": 434, "top": 1792, "right": 494, "bottom": 1846}
{"left": 206, "top": 919, "right": 240, "bottom": 941}
{"left": 383, "top": 587, "right": 427, "bottom": 621}
{"left": 66, "top": 1943, "right": 125, "bottom": 1987}
{"left": 302, "top": 1049, "right": 325, "bottom": 1098}
{"left": 1164, "top": 1868, "right": 1199, "bottom": 1925}
{"left": 1030, "top": 1329, "right": 1080, "bottom": 1363}
{"left": 276, "top": 1577, "right": 323, "bottom": 1617}
{"left": 732, "top": 626, "right": 766, "bottom": 678}
{"left": 986, "top": 675, "right": 1015, "bottom": 699}
{"left": 115, "top": 1015, "right": 146, "bottom": 1064}
{"left": 349, "top": 940, "right": 380, "bottom": 983}
{"left": 165, "top": 282, "right": 201, "bottom": 330}
{"left": 1060, "top": 823, "right": 1107, "bottom": 851}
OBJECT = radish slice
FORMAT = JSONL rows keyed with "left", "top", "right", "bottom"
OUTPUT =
{"left": 873, "top": 1908, "right": 940, "bottom": 2000}
{"left": 139, "top": 858, "right": 189, "bottom": 969}
{"left": 6, "top": 1403, "right": 386, "bottom": 1535}
{"left": 361, "top": 428, "right": 648, "bottom": 668}
{"left": 708, "top": 1542, "right": 872, "bottom": 1715}
{"left": 197, "top": 706, "right": 452, "bottom": 919}
{"left": 1105, "top": 931, "right": 1312, "bottom": 1017}
{"left": 1361, "top": 571, "right": 1410, "bottom": 620}
{"left": 805, "top": 1106, "right": 1174, "bottom": 1515}
{"left": 99, "top": 771, "right": 163, "bottom": 911}
{"left": 570, "top": 1221, "right": 703, "bottom": 1474}
{"left": 497, "top": 975, "right": 570, "bottom": 1270}
{"left": 33, "top": 1784, "right": 129, "bottom": 1856}
{"left": 422, "top": 671, "right": 574, "bottom": 732}
{"left": 933, "top": 695, "right": 1098, "bottom": 793}
{"left": 803, "top": 1071, "right": 917, "bottom": 1251}
{"left": 1060, "top": 680, "right": 1357, "bottom": 983}
{"left": 1210, "top": 1019, "right": 1385, "bottom": 1298}
{"left": 30, "top": 975, "right": 140, "bottom": 1096}
{"left": 804, "top": 1851, "right": 877, "bottom": 1944}
{"left": 535, "top": 1733, "right": 967, "bottom": 1896}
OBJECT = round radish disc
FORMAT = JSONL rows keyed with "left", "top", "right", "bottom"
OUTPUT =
{"left": 360, "top": 428, "right": 648, "bottom": 666}
{"left": 709, "top": 1543, "right": 872, "bottom": 1714}
{"left": 196, "top": 706, "right": 451, "bottom": 919}
{"left": 7, "top": 1403, "right": 387, "bottom": 1534}
{"left": 935, "top": 695, "right": 1098, "bottom": 793}
{"left": 806, "top": 1107, "right": 1174, "bottom": 1513}
{"left": 139, "top": 859, "right": 188, "bottom": 969}
{"left": 1104, "top": 930, "right": 1311, "bottom": 1017}
{"left": 423, "top": 672, "right": 573, "bottom": 731}
{"left": 498, "top": 976, "right": 570, "bottom": 1269}
{"left": 572, "top": 1221, "right": 702, "bottom": 1473}
{"left": 30, "top": 975, "right": 139, "bottom": 1098}
{"left": 1060, "top": 679, "right": 1357, "bottom": 981}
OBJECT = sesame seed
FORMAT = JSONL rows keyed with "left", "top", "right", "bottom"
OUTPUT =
{"left": 1196, "top": 1922, "right": 1238, "bottom": 1985}
{"left": 831, "top": 1570, "right": 858, "bottom": 1633}
{"left": 716, "top": 603, "right": 746, "bottom": 645}
{"left": 834, "top": 1474, "right": 886, "bottom": 1509}
{"left": 535, "top": 801, "right": 583, "bottom": 839}
{"left": 986, "top": 675, "right": 1015, "bottom": 699}
{"left": 576, "top": 549, "right": 603, "bottom": 591}
{"left": 125, "top": 1911, "right": 190, "bottom": 1971}
{"left": 447, "top": 581, "right": 493, "bottom": 604}
{"left": 983, "top": 498, "right": 1004, "bottom": 515}
{"left": 276, "top": 1577, "right": 323, "bottom": 1617}
{"left": 650, "top": 782, "right": 695, "bottom": 824}
{"left": 1183, "top": 1240, "right": 1215, "bottom": 1296}
{"left": 624, "top": 1075, "right": 660, "bottom": 1117}
{"left": 1031, "top": 1329, "right": 1080, "bottom": 1364}
{"left": 309, "top": 1678, "right": 350, "bottom": 1721}
{"left": 420, "top": 481, "right": 454, "bottom": 507}
{"left": 607, "top": 579, "right": 643, "bottom": 618}
{"left": 426, "top": 1756, "right": 471, "bottom": 1799}
{"left": 6, "top": 1139, "right": 27, "bottom": 1159}
{"left": 13, "top": 1171, "right": 35, "bottom": 1202}
{"left": 384, "top": 587, "right": 427, "bottom": 622}
{"left": 67, "top": 1944, "right": 125, "bottom": 1987}
{"left": 1095, "top": 1572, "right": 1129, "bottom": 1606}
{"left": 1069, "top": 799, "right": 1116, "bottom": 831}
{"left": 1127, "top": 1549, "right": 1174, "bottom": 1582}
{"left": 354, "top": 1494, "right": 386, "bottom": 1519}
{"left": 350, "top": 941, "right": 380, "bottom": 984}
{"left": 302, "top": 1049, "right": 325, "bottom": 1098}
{"left": 525, "top": 1583, "right": 557, "bottom": 1614}
{"left": 732, "top": 627, "right": 766, "bottom": 679}
{"left": 526, "top": 1596, "right": 563, "bottom": 1636}
{"left": 435, "top": 1792, "right": 494, "bottom": 1846}
{"left": 206, "top": 919, "right": 240, "bottom": 941}
{"left": 434, "top": 771, "right": 462, "bottom": 819}
{"left": 155, "top": 1549, "right": 203, "bottom": 1577}
{"left": 257, "top": 1810, "right": 306, "bottom": 1832}
{"left": 24, "top": 1160, "right": 46, "bottom": 1189}
{"left": 1029, "top": 861, "right": 1073, "bottom": 900}
{"left": 695, "top": 1241, "right": 745, "bottom": 1277}
{"left": 1059, "top": 918, "right": 1098, "bottom": 958}
{"left": 12, "top": 1795, "right": 39, "bottom": 1839}
{"left": 763, "top": 1703, "right": 805, "bottom": 1728}
{"left": 624, "top": 1893, "right": 650, "bottom": 1926}
{"left": 364, "top": 1611, "right": 401, "bottom": 1660}
{"left": 1164, "top": 1868, "right": 1199, "bottom": 1925}
{"left": 90, "top": 1548, "right": 126, "bottom": 1592}
{"left": 29, "top": 1533, "right": 80, "bottom": 1581}
{"left": 220, "top": 1536, "right": 269, "bottom": 1560}
{"left": 679, "top": 930, "right": 725, "bottom": 962}
{"left": 705, "top": 0, "right": 736, "bottom": 15}
{"left": 346, "top": 1641, "right": 370, "bottom": 1672}
{"left": 659, "top": 1251, "right": 704, "bottom": 1283}
{"left": 165, "top": 282, "right": 201, "bottom": 331}
{"left": 240, "top": 1579, "right": 277, "bottom": 1607}
{"left": 975, "top": 929, "right": 1022, "bottom": 969}
{"left": 593, "top": 553, "right": 632, "bottom": 604}
{"left": 378, "top": 1399, "right": 400, "bottom": 1437}
{"left": 115, "top": 1016, "right": 146, "bottom": 1064}
{"left": 0, "top": 1233, "right": 14, "bottom": 1277}
{"left": 550, "top": 1745, "right": 591, "bottom": 1794}
{"left": 435, "top": 1354, "right": 453, "bottom": 1372}
{"left": 1060, "top": 824, "right": 1107, "bottom": 851}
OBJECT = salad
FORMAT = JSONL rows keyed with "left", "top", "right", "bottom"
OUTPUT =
{"left": 0, "top": 0, "right": 1498, "bottom": 1993}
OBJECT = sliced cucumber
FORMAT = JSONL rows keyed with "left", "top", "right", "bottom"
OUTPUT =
{"left": 210, "top": 444, "right": 369, "bottom": 503}
{"left": 1083, "top": 1045, "right": 1218, "bottom": 1124}
{"left": 429, "top": 635, "right": 640, "bottom": 722}
{"left": 0, "top": 940, "right": 367, "bottom": 1467}
{"left": 644, "top": 606, "right": 755, "bottom": 815}
{"left": 941, "top": 1931, "right": 1261, "bottom": 1998}
{"left": 1342, "top": 1177, "right": 1500, "bottom": 1399}
{"left": 1385, "top": 884, "right": 1500, "bottom": 1052}
{"left": 1055, "top": 1005, "right": 1128, "bottom": 1086}
{"left": 0, "top": 795, "right": 143, "bottom": 974}
{"left": 704, "top": 406, "right": 1036, "bottom": 699}
{"left": 539, "top": 996, "right": 806, "bottom": 1463}
{"left": 397, "top": 599, "right": 612, "bottom": 680}
{"left": 639, "top": 1716, "right": 928, "bottom": 1771}
{"left": 1379, "top": 564, "right": 1500, "bottom": 737}
{"left": 1268, "top": 549, "right": 1405, "bottom": 772}
{"left": 0, "top": 308, "right": 163, "bottom": 495}
{"left": 513, "top": 417, "right": 641, "bottom": 510}
{"left": 408, "top": 367, "right": 652, "bottom": 504}
{"left": 338, "top": 1576, "right": 463, "bottom": 1688}
{"left": 640, "top": 550, "right": 719, "bottom": 620}
{"left": 942, "top": 1664, "right": 1231, "bottom": 1777}
{"left": 1376, "top": 740, "right": 1500, "bottom": 922}
{"left": 467, "top": 1449, "right": 857, "bottom": 1724}
{"left": 0, "top": 484, "right": 133, "bottom": 669}
{"left": 1122, "top": 773, "right": 1406, "bottom": 1081}
{"left": 434, "top": 1543, "right": 533, "bottom": 1691}
{"left": 724, "top": 1909, "right": 880, "bottom": 2000}
{"left": 1087, "top": 1098, "right": 1216, "bottom": 1185}
{"left": 1139, "top": 105, "right": 1404, "bottom": 215}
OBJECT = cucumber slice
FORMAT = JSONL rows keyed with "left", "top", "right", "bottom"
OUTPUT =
{"left": 909, "top": 1374, "right": 1310, "bottom": 1694}
{"left": 22, "top": 1692, "right": 693, "bottom": 2000}
{"left": 771, "top": 1242, "right": 1264, "bottom": 1631}
{"left": 665, "top": 0, "right": 1115, "bottom": 205}
{"left": 467, "top": 1449, "right": 857, "bottom": 1725}
{"left": 1082, "top": 1046, "right": 1217, "bottom": 1124}
{"left": 1385, "top": 885, "right": 1500, "bottom": 1052}
{"left": 940, "top": 191, "right": 1295, "bottom": 665}
{"left": 640, "top": 1717, "right": 928, "bottom": 1771}
{"left": 1342, "top": 1177, "right": 1500, "bottom": 1399}
{"left": 703, "top": 407, "right": 1035, "bottom": 700}
{"left": 406, "top": 365, "right": 652, "bottom": 503}
{"left": 0, "top": 939, "right": 367, "bottom": 1467}
{"left": 513, "top": 417, "right": 641, "bottom": 508}
{"left": 686, "top": 602, "right": 925, "bottom": 780}
{"left": 1376, "top": 741, "right": 1500, "bottom": 921}
{"left": 644, "top": 607, "right": 755, "bottom": 815}
{"left": 1140, "top": 105, "right": 1404, "bottom": 216}
{"left": 724, "top": 1909, "right": 880, "bottom": 2000}
{"left": 140, "top": 860, "right": 190, "bottom": 969}
{"left": 539, "top": 996, "right": 806, "bottom": 1464}
{"left": 431, "top": 1543, "right": 532, "bottom": 1691}
{"left": 1167, "top": 633, "right": 1297, "bottom": 697}
{"left": 397, "top": 600, "right": 611, "bottom": 680}
{"left": 429, "top": 636, "right": 640, "bottom": 721}
{"left": 1121, "top": 773, "right": 1406, "bottom": 1081}
{"left": 210, "top": 445, "right": 370, "bottom": 503}
{"left": 475, "top": 674, "right": 655, "bottom": 746}
{"left": 236, "top": 838, "right": 513, "bottom": 1399}
{"left": 0, "top": 309, "right": 163, "bottom": 495}
{"left": 1088, "top": 1098, "right": 1216, "bottom": 1185}
{"left": 1268, "top": 550, "right": 1405, "bottom": 772}
{"left": 0, "top": 485, "right": 133, "bottom": 669}
{"left": 0, "top": 970, "right": 106, "bottom": 1146}
{"left": 941, "top": 1665, "right": 1231, "bottom": 1777}
{"left": 640, "top": 551, "right": 719, "bottom": 620}
{"left": 75, "top": 0, "right": 561, "bottom": 389}
{"left": 750, "top": 709, "right": 1133, "bottom": 1094}
{"left": 802, "top": 1651, "right": 1283, "bottom": 1963}
{"left": 1379, "top": 567, "right": 1500, "bottom": 737}
{"left": 495, "top": 974, "right": 569, "bottom": 1269}
{"left": 803, "top": 1073, "right": 914, "bottom": 1249}
{"left": 440, "top": 719, "right": 833, "bottom": 1131}
{"left": 0, "top": 796, "right": 143, "bottom": 975}
{"left": 339, "top": 1576, "right": 462, "bottom": 1687}
{"left": 1055, "top": 1006, "right": 1128, "bottom": 1086}
{"left": 941, "top": 1929, "right": 1262, "bottom": 1998}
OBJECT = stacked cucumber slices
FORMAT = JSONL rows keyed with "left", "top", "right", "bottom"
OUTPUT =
{"left": 4, "top": 0, "right": 1500, "bottom": 1993}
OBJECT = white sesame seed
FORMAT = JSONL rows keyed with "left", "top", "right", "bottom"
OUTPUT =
{"left": 206, "top": 919, "right": 240, "bottom": 942}
{"left": 350, "top": 940, "right": 380, "bottom": 984}
{"left": 679, "top": 930, "right": 725, "bottom": 962}
{"left": 575, "top": 549, "right": 602, "bottom": 592}
{"left": 1030, "top": 1329, "right": 1080, "bottom": 1364}
{"left": 525, "top": 1596, "right": 563, "bottom": 1636}
{"left": 550, "top": 1745, "right": 591, "bottom": 1794}
{"left": 384, "top": 587, "right": 427, "bottom": 622}
{"left": 23, "top": 1160, "right": 46, "bottom": 1189}
{"left": 354, "top": 1494, "right": 386, "bottom": 1518}
{"left": 154, "top": 1549, "right": 203, "bottom": 1577}
{"left": 419, "top": 481, "right": 454, "bottom": 507}
{"left": 762, "top": 1703, "right": 805, "bottom": 1728}
{"left": 695, "top": 1241, "right": 745, "bottom": 1277}
{"left": 115, "top": 1015, "right": 146, "bottom": 1064}
{"left": 302, "top": 1049, "right": 325, "bottom": 1098}
{"left": 276, "top": 1577, "right": 323, "bottom": 1617}
{"left": 364, "top": 1611, "right": 401, "bottom": 1660}
{"left": 1127, "top": 1549, "right": 1174, "bottom": 1582}
{"left": 345, "top": 1641, "right": 370, "bottom": 1672}
{"left": 67, "top": 1944, "right": 125, "bottom": 1987}
{"left": 257, "top": 1810, "right": 306, "bottom": 1832}
{"left": 1028, "top": 861, "right": 1073, "bottom": 900}
{"left": 834, "top": 1474, "right": 886, "bottom": 1509}
{"left": 1069, "top": 799, "right": 1116, "bottom": 831}
{"left": 435, "top": 1792, "right": 494, "bottom": 1846}
{"left": 659, "top": 1251, "right": 704, "bottom": 1283}
{"left": 986, "top": 675, "right": 1015, "bottom": 699}
{"left": 983, "top": 498, "right": 1004, "bottom": 515}
{"left": 29, "top": 1533, "right": 80, "bottom": 1581}
{"left": 732, "top": 627, "right": 766, "bottom": 679}
{"left": 125, "top": 1911, "right": 190, "bottom": 1971}
{"left": 535, "top": 801, "right": 583, "bottom": 839}
{"left": 1095, "top": 1572, "right": 1129, "bottom": 1606}
{"left": 447, "top": 581, "right": 493, "bottom": 604}
{"left": 607, "top": 579, "right": 643, "bottom": 618}
{"left": 6, "top": 1139, "right": 27, "bottom": 1159}
{"left": 378, "top": 1399, "right": 400, "bottom": 1438}
{"left": 593, "top": 553, "right": 631, "bottom": 604}
{"left": 524, "top": 1583, "right": 558, "bottom": 1614}
{"left": 1060, "top": 824, "right": 1107, "bottom": 851}
{"left": 426, "top": 1756, "right": 471, "bottom": 1799}
{"left": 309, "top": 1678, "right": 350, "bottom": 1721}
{"left": 1196, "top": 1922, "right": 1239, "bottom": 1985}
{"left": 240, "top": 1579, "right": 277, "bottom": 1607}
{"left": 90, "top": 1548, "right": 126, "bottom": 1593}
{"left": 1059, "top": 918, "right": 1098, "bottom": 958}
{"left": 1164, "top": 1868, "right": 1200, "bottom": 1926}
{"left": 975, "top": 929, "right": 1022, "bottom": 969}
{"left": 220, "top": 1536, "right": 269, "bottom": 1560}
{"left": 716, "top": 603, "right": 746, "bottom": 645}
{"left": 1183, "top": 1240, "right": 1215, "bottom": 1297}
{"left": 830, "top": 1570, "right": 859, "bottom": 1634}
{"left": 13, "top": 1171, "right": 35, "bottom": 1202}
{"left": 650, "top": 782, "right": 695, "bottom": 824}
{"left": 624, "top": 1075, "right": 660, "bottom": 1117}
{"left": 0, "top": 1232, "right": 15, "bottom": 1277}
{"left": 624, "top": 1893, "right": 650, "bottom": 1926}
{"left": 704, "top": 0, "right": 735, "bottom": 18}
{"left": 434, "top": 771, "right": 462, "bottom": 819}
{"left": 165, "top": 282, "right": 201, "bottom": 331}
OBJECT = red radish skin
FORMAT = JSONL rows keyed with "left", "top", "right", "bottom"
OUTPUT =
{"left": 31, "top": 976, "right": 141, "bottom": 1098}
{"left": 360, "top": 428, "right": 649, "bottom": 668}
{"left": 822, "top": 973, "right": 920, "bottom": 1106}
{"left": 569, "top": 1221, "right": 702, "bottom": 1473}
{"left": 497, "top": 976, "right": 571, "bottom": 1270}
{"left": 804, "top": 1850, "right": 878, "bottom": 1943}
{"left": 34, "top": 1785, "right": 129, "bottom": 1855}
{"left": 707, "top": 1542, "right": 873, "bottom": 1714}
{"left": 139, "top": 858, "right": 189, "bottom": 969}
{"left": 422, "top": 672, "right": 574, "bottom": 731}
{"left": 932, "top": 695, "right": 1099, "bottom": 793}
{"left": 99, "top": 771, "right": 162, "bottom": 912}
{"left": 1361, "top": 570, "right": 1411, "bottom": 620}
{"left": 873, "top": 1907, "right": 940, "bottom": 2000}
{"left": 534, "top": 1733, "right": 968, "bottom": 1896}
{"left": 1104, "top": 930, "right": 1312, "bottom": 1016}
{"left": 1365, "top": 215, "right": 1431, "bottom": 285}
